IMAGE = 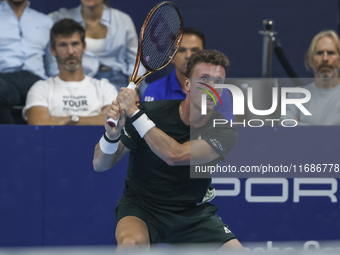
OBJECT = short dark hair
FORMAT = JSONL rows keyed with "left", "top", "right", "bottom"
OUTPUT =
{"left": 186, "top": 49, "right": 230, "bottom": 78}
{"left": 183, "top": 27, "right": 206, "bottom": 48}
{"left": 50, "top": 19, "right": 85, "bottom": 49}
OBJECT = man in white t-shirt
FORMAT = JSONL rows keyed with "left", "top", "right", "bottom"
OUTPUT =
{"left": 281, "top": 30, "right": 340, "bottom": 125}
{"left": 23, "top": 18, "right": 117, "bottom": 125}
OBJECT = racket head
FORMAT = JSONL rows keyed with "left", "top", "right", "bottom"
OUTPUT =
{"left": 132, "top": 1, "right": 183, "bottom": 84}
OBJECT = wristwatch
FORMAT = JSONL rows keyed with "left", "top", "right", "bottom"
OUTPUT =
{"left": 71, "top": 115, "right": 79, "bottom": 123}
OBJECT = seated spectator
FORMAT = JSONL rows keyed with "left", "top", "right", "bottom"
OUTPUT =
{"left": 142, "top": 27, "right": 234, "bottom": 122}
{"left": 281, "top": 30, "right": 340, "bottom": 125}
{"left": 0, "top": 0, "right": 58, "bottom": 124}
{"left": 23, "top": 19, "right": 117, "bottom": 125}
{"left": 49, "top": 0, "right": 145, "bottom": 92}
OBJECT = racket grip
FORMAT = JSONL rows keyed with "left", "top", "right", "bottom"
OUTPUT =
{"left": 127, "top": 82, "right": 136, "bottom": 90}
{"left": 106, "top": 82, "right": 137, "bottom": 127}
{"left": 107, "top": 118, "right": 118, "bottom": 127}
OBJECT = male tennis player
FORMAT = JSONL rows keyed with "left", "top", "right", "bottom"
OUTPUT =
{"left": 93, "top": 49, "right": 242, "bottom": 249}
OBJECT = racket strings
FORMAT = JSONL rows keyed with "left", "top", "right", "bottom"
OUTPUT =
{"left": 141, "top": 4, "right": 182, "bottom": 71}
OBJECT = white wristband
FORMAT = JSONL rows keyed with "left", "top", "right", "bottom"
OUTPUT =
{"left": 132, "top": 113, "right": 155, "bottom": 138}
{"left": 99, "top": 135, "right": 119, "bottom": 154}
{"left": 131, "top": 109, "right": 140, "bottom": 117}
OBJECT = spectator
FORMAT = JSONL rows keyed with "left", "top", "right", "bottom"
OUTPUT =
{"left": 0, "top": 0, "right": 58, "bottom": 124}
{"left": 142, "top": 27, "right": 234, "bottom": 122}
{"left": 281, "top": 30, "right": 340, "bottom": 125}
{"left": 49, "top": 0, "right": 144, "bottom": 91}
{"left": 22, "top": 19, "right": 117, "bottom": 125}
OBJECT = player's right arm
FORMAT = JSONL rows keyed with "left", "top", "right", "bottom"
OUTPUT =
{"left": 93, "top": 101, "right": 130, "bottom": 172}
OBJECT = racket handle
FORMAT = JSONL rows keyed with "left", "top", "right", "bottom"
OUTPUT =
{"left": 107, "top": 118, "right": 118, "bottom": 127}
{"left": 107, "top": 82, "right": 137, "bottom": 127}
{"left": 127, "top": 82, "right": 136, "bottom": 90}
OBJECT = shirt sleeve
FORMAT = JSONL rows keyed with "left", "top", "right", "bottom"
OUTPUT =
{"left": 22, "top": 80, "right": 50, "bottom": 120}
{"left": 44, "top": 42, "right": 59, "bottom": 77}
{"left": 100, "top": 79, "right": 118, "bottom": 106}
{"left": 202, "top": 125, "right": 238, "bottom": 161}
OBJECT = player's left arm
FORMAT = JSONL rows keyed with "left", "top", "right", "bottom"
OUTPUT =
{"left": 144, "top": 129, "right": 221, "bottom": 166}
{"left": 117, "top": 87, "right": 235, "bottom": 166}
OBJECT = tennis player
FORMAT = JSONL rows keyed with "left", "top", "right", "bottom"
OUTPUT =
{"left": 93, "top": 49, "right": 242, "bottom": 250}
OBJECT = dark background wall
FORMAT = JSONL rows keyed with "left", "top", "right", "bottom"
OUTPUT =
{"left": 30, "top": 0, "right": 339, "bottom": 80}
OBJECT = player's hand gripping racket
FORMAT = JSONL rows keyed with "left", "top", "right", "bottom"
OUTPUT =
{"left": 107, "top": 1, "right": 183, "bottom": 127}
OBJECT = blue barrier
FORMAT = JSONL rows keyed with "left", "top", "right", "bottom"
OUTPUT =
{"left": 0, "top": 126, "right": 339, "bottom": 246}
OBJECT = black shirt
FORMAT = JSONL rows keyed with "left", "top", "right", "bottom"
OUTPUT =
{"left": 121, "top": 100, "right": 237, "bottom": 206}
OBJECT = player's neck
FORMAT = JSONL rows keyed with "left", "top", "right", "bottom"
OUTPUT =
{"left": 8, "top": 0, "right": 27, "bottom": 20}
{"left": 81, "top": 3, "right": 103, "bottom": 21}
{"left": 180, "top": 99, "right": 212, "bottom": 128}
{"left": 175, "top": 70, "right": 187, "bottom": 94}
{"left": 58, "top": 69, "right": 85, "bottom": 82}
{"left": 179, "top": 100, "right": 189, "bottom": 126}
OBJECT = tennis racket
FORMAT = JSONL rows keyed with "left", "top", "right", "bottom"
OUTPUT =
{"left": 107, "top": 1, "right": 184, "bottom": 127}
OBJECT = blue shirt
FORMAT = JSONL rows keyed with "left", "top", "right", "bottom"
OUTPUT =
{"left": 142, "top": 69, "right": 234, "bottom": 122}
{"left": 0, "top": 1, "right": 58, "bottom": 79}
